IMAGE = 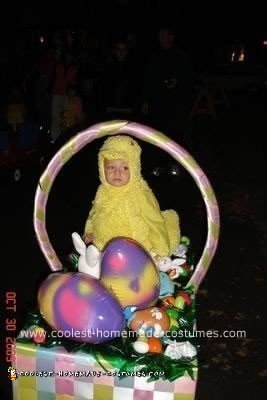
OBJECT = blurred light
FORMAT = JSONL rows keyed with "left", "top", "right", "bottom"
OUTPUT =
{"left": 263, "top": 40, "right": 267, "bottom": 46}
{"left": 231, "top": 52, "right": 235, "bottom": 62}
{"left": 238, "top": 48, "right": 245, "bottom": 62}
{"left": 231, "top": 48, "right": 245, "bottom": 63}
{"left": 151, "top": 166, "right": 163, "bottom": 176}
{"left": 40, "top": 36, "right": 44, "bottom": 44}
{"left": 169, "top": 165, "right": 180, "bottom": 176}
{"left": 39, "top": 126, "right": 43, "bottom": 130}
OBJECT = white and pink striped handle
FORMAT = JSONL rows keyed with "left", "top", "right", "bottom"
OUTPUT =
{"left": 34, "top": 121, "right": 220, "bottom": 292}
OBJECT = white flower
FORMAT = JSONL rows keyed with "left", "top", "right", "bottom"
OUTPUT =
{"left": 164, "top": 341, "right": 197, "bottom": 360}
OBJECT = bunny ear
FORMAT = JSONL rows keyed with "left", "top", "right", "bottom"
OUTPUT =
{"left": 172, "top": 258, "right": 186, "bottom": 266}
{"left": 72, "top": 232, "right": 86, "bottom": 255}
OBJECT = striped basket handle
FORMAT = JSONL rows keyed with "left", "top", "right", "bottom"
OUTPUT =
{"left": 34, "top": 120, "right": 220, "bottom": 293}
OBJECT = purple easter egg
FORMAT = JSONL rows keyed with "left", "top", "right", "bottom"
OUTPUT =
{"left": 38, "top": 272, "right": 125, "bottom": 344}
{"left": 100, "top": 237, "right": 160, "bottom": 309}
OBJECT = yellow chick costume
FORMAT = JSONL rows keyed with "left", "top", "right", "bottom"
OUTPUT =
{"left": 84, "top": 135, "right": 180, "bottom": 256}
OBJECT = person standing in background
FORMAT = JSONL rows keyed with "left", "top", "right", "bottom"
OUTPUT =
{"left": 142, "top": 26, "right": 195, "bottom": 144}
{"left": 50, "top": 52, "right": 78, "bottom": 142}
{"left": 7, "top": 85, "right": 26, "bottom": 133}
{"left": 61, "top": 84, "right": 85, "bottom": 133}
{"left": 23, "top": 47, "right": 56, "bottom": 125}
{"left": 98, "top": 39, "right": 139, "bottom": 118}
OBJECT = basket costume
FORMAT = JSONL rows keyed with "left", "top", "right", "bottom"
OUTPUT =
{"left": 12, "top": 121, "right": 220, "bottom": 400}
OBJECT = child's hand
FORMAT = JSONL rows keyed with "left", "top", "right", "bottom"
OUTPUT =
{"left": 84, "top": 233, "right": 94, "bottom": 245}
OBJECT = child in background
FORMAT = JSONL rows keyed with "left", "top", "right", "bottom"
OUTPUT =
{"left": 51, "top": 52, "right": 78, "bottom": 142}
{"left": 84, "top": 135, "right": 180, "bottom": 259}
{"left": 7, "top": 86, "right": 26, "bottom": 133}
{"left": 61, "top": 84, "right": 84, "bottom": 132}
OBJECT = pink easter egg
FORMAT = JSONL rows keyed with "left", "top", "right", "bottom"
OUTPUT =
{"left": 100, "top": 237, "right": 160, "bottom": 309}
{"left": 38, "top": 272, "right": 125, "bottom": 343}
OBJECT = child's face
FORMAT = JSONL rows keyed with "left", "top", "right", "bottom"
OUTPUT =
{"left": 104, "top": 159, "right": 130, "bottom": 187}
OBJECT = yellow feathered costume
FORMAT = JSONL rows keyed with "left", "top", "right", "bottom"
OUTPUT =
{"left": 84, "top": 135, "right": 180, "bottom": 256}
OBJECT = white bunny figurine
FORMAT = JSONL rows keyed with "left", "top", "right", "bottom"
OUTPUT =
{"left": 172, "top": 243, "right": 188, "bottom": 258}
{"left": 71, "top": 232, "right": 101, "bottom": 279}
{"left": 157, "top": 256, "right": 186, "bottom": 280}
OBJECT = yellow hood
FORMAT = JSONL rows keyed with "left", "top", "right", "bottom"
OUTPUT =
{"left": 98, "top": 135, "right": 142, "bottom": 190}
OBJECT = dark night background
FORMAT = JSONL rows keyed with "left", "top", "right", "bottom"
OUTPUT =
{"left": 1, "top": 1, "right": 267, "bottom": 399}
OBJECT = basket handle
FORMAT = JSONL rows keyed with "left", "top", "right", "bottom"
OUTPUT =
{"left": 34, "top": 120, "right": 220, "bottom": 292}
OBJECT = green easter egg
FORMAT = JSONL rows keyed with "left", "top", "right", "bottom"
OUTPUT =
{"left": 174, "top": 296, "right": 185, "bottom": 309}
{"left": 166, "top": 308, "right": 179, "bottom": 320}
{"left": 181, "top": 236, "right": 190, "bottom": 246}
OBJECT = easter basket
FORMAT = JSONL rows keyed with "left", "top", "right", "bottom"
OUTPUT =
{"left": 13, "top": 120, "right": 220, "bottom": 400}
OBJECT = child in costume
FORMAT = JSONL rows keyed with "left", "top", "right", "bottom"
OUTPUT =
{"left": 83, "top": 135, "right": 180, "bottom": 259}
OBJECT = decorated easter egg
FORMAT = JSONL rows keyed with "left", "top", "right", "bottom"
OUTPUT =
{"left": 161, "top": 296, "right": 175, "bottom": 307}
{"left": 133, "top": 340, "right": 149, "bottom": 354}
{"left": 147, "top": 337, "right": 163, "bottom": 353}
{"left": 166, "top": 308, "right": 179, "bottom": 320}
{"left": 174, "top": 291, "right": 191, "bottom": 309}
{"left": 128, "top": 307, "right": 170, "bottom": 337}
{"left": 174, "top": 296, "right": 185, "bottom": 309}
{"left": 100, "top": 237, "right": 160, "bottom": 309}
{"left": 178, "top": 291, "right": 191, "bottom": 305}
{"left": 38, "top": 272, "right": 125, "bottom": 344}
